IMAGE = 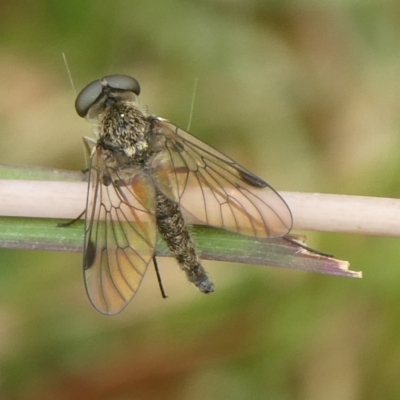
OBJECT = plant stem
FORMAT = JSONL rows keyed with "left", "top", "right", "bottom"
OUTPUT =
{"left": 0, "top": 177, "right": 399, "bottom": 236}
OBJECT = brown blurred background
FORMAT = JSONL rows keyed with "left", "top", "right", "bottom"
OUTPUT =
{"left": 1, "top": 1, "right": 400, "bottom": 399}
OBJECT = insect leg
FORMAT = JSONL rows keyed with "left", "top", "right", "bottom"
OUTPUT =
{"left": 153, "top": 256, "right": 168, "bottom": 298}
{"left": 57, "top": 209, "right": 85, "bottom": 227}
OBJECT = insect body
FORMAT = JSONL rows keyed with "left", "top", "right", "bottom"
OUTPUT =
{"left": 76, "top": 75, "right": 292, "bottom": 315}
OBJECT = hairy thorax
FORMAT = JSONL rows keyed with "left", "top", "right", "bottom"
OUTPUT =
{"left": 97, "top": 102, "right": 154, "bottom": 184}
{"left": 100, "top": 103, "right": 151, "bottom": 162}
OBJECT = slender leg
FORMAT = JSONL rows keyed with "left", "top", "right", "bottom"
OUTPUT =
{"left": 153, "top": 256, "right": 168, "bottom": 299}
{"left": 57, "top": 210, "right": 85, "bottom": 227}
{"left": 283, "top": 236, "right": 333, "bottom": 258}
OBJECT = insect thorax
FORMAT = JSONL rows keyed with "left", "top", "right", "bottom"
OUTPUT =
{"left": 99, "top": 102, "right": 152, "bottom": 164}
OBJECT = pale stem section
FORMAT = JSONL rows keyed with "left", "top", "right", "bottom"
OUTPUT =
{"left": 0, "top": 180, "right": 399, "bottom": 237}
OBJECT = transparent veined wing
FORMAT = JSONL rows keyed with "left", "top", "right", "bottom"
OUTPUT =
{"left": 150, "top": 118, "right": 292, "bottom": 238}
{"left": 84, "top": 148, "right": 157, "bottom": 315}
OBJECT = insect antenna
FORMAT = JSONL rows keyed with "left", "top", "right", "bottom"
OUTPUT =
{"left": 187, "top": 77, "right": 198, "bottom": 131}
{"left": 62, "top": 52, "right": 77, "bottom": 95}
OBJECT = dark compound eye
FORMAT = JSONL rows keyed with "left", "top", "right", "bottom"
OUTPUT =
{"left": 75, "top": 79, "right": 102, "bottom": 117}
{"left": 75, "top": 75, "right": 141, "bottom": 118}
{"left": 102, "top": 75, "right": 141, "bottom": 95}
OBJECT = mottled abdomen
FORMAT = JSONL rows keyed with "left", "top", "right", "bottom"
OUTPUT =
{"left": 155, "top": 190, "right": 214, "bottom": 293}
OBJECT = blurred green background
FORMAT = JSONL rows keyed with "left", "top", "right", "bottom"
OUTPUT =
{"left": 1, "top": 1, "right": 400, "bottom": 399}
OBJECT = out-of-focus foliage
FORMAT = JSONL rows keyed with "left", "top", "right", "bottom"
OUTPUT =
{"left": 1, "top": 1, "right": 400, "bottom": 399}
